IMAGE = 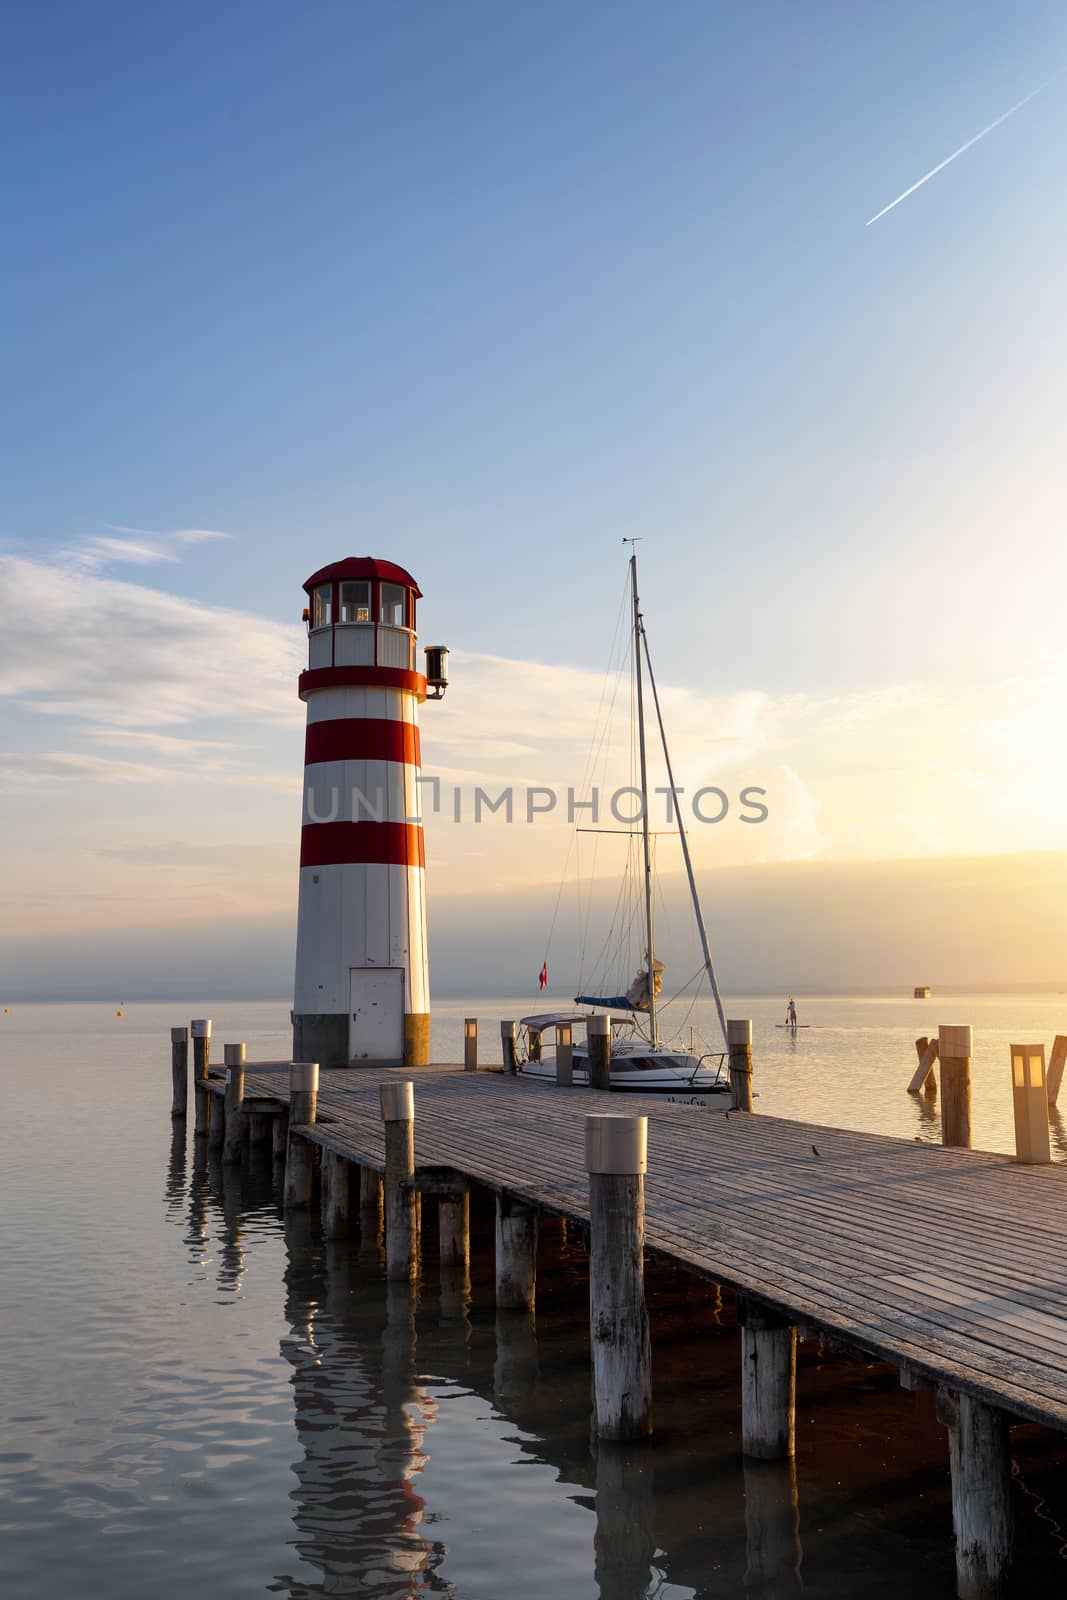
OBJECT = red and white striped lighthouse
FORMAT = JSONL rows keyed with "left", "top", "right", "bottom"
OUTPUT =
{"left": 293, "top": 557, "right": 448, "bottom": 1069}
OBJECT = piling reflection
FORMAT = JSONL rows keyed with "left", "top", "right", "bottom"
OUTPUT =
{"left": 277, "top": 1218, "right": 439, "bottom": 1597}
{"left": 217, "top": 1159, "right": 246, "bottom": 1296}
{"left": 184, "top": 1138, "right": 211, "bottom": 1269}
{"left": 163, "top": 1125, "right": 186, "bottom": 1223}
{"left": 493, "top": 1309, "right": 539, "bottom": 1408}
{"left": 743, "top": 1459, "right": 803, "bottom": 1597}
{"left": 594, "top": 1444, "right": 656, "bottom": 1600}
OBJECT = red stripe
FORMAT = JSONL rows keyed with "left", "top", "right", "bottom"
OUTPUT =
{"left": 300, "top": 821, "right": 425, "bottom": 869}
{"left": 299, "top": 666, "right": 427, "bottom": 701}
{"left": 304, "top": 718, "right": 420, "bottom": 768}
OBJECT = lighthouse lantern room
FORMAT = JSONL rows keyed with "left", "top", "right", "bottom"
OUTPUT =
{"left": 292, "top": 556, "right": 445, "bottom": 1069}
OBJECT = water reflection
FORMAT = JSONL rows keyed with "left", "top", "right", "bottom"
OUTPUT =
{"left": 277, "top": 1220, "right": 440, "bottom": 1597}
{"left": 594, "top": 1444, "right": 656, "bottom": 1600}
{"left": 164, "top": 1125, "right": 186, "bottom": 1223}
{"left": 742, "top": 1460, "right": 802, "bottom": 1598}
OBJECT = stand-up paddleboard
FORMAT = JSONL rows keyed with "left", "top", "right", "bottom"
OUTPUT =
{"left": 776, "top": 1023, "right": 813, "bottom": 1028}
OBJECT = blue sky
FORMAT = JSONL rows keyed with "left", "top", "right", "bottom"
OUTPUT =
{"left": 2, "top": 3, "right": 1067, "bottom": 994}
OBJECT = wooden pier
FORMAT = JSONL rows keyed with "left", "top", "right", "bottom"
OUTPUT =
{"left": 184, "top": 1050, "right": 1067, "bottom": 1596}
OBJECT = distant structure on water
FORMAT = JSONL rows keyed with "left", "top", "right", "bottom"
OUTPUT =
{"left": 914, "top": 985, "right": 932, "bottom": 1000}
{"left": 292, "top": 556, "right": 449, "bottom": 1069}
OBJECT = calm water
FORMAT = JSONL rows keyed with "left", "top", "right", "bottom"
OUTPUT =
{"left": 3, "top": 997, "right": 1067, "bottom": 1597}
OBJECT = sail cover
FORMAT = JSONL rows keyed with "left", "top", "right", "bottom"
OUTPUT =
{"left": 576, "top": 957, "right": 664, "bottom": 1014}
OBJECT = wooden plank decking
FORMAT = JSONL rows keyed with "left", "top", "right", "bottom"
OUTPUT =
{"left": 210, "top": 1062, "right": 1067, "bottom": 1433}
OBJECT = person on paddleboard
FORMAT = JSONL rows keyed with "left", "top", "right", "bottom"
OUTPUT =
{"left": 786, "top": 998, "right": 797, "bottom": 1028}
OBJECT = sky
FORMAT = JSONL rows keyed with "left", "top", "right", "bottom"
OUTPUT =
{"left": 2, "top": 1, "right": 1067, "bottom": 999}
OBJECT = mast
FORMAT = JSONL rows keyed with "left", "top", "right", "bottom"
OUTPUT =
{"left": 639, "top": 623, "right": 730, "bottom": 1049}
{"left": 629, "top": 549, "right": 658, "bottom": 1045}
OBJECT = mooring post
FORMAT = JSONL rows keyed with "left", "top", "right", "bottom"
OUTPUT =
{"left": 170, "top": 1026, "right": 189, "bottom": 1119}
{"left": 495, "top": 1193, "right": 539, "bottom": 1310}
{"left": 588, "top": 1014, "right": 612, "bottom": 1091}
{"left": 938, "top": 1025, "right": 972, "bottom": 1148}
{"left": 586, "top": 1113, "right": 652, "bottom": 1441}
{"left": 556, "top": 1021, "right": 574, "bottom": 1087}
{"left": 272, "top": 1106, "right": 289, "bottom": 1162}
{"left": 728, "top": 1018, "right": 754, "bottom": 1111}
{"left": 501, "top": 1020, "right": 517, "bottom": 1075}
{"left": 1010, "top": 1043, "right": 1052, "bottom": 1165}
{"left": 464, "top": 1017, "right": 478, "bottom": 1072}
{"left": 739, "top": 1299, "right": 797, "bottom": 1459}
{"left": 221, "top": 1043, "right": 246, "bottom": 1165}
{"left": 322, "top": 1150, "right": 352, "bottom": 1239}
{"left": 439, "top": 1185, "right": 470, "bottom": 1268}
{"left": 937, "top": 1386, "right": 1014, "bottom": 1598}
{"left": 908, "top": 1034, "right": 940, "bottom": 1095}
{"left": 191, "top": 1018, "right": 212, "bottom": 1139}
{"left": 284, "top": 1062, "right": 319, "bottom": 1210}
{"left": 380, "top": 1081, "right": 417, "bottom": 1281}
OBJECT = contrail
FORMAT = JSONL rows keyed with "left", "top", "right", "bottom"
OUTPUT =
{"left": 866, "top": 81, "right": 1048, "bottom": 225}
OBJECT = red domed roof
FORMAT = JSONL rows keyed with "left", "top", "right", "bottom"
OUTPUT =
{"left": 303, "top": 557, "right": 422, "bottom": 598}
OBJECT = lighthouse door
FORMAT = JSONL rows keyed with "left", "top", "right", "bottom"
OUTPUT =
{"left": 348, "top": 967, "right": 405, "bottom": 1065}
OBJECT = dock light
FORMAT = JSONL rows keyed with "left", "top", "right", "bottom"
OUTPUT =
{"left": 1010, "top": 1044, "right": 1051, "bottom": 1165}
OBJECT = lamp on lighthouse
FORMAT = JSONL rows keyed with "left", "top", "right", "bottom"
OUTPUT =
{"left": 292, "top": 556, "right": 447, "bottom": 1070}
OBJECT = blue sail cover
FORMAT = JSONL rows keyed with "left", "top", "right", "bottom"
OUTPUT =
{"left": 573, "top": 994, "right": 638, "bottom": 1011}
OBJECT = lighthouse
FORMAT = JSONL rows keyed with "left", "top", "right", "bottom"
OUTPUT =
{"left": 292, "top": 557, "right": 448, "bottom": 1069}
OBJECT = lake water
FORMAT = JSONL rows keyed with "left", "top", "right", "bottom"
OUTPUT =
{"left": 3, "top": 996, "right": 1067, "bottom": 1597}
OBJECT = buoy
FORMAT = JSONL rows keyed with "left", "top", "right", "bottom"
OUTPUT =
{"left": 116, "top": 1009, "right": 123, "bottom": 1018}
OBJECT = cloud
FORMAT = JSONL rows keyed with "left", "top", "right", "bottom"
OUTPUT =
{"left": 105, "top": 523, "right": 232, "bottom": 545}
{"left": 64, "top": 535, "right": 180, "bottom": 571}
{"left": 0, "top": 555, "right": 304, "bottom": 728}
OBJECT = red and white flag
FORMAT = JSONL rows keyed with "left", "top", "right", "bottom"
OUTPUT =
{"left": 538, "top": 962, "right": 548, "bottom": 991}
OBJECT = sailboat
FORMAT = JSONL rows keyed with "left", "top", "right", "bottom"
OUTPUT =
{"left": 521, "top": 546, "right": 731, "bottom": 1102}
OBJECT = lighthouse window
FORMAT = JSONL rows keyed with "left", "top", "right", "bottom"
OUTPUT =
{"left": 339, "top": 581, "right": 371, "bottom": 623}
{"left": 380, "top": 583, "right": 407, "bottom": 627}
{"left": 311, "top": 586, "right": 332, "bottom": 628}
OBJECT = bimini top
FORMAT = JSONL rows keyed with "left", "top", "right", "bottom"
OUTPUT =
{"left": 518, "top": 1012, "right": 592, "bottom": 1031}
{"left": 303, "top": 557, "right": 422, "bottom": 598}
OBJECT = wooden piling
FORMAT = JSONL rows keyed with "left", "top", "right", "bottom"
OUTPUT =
{"left": 938, "top": 1025, "right": 972, "bottom": 1148}
{"left": 500, "top": 1020, "right": 517, "bottom": 1075}
{"left": 380, "top": 1081, "right": 416, "bottom": 1281}
{"left": 556, "top": 1021, "right": 574, "bottom": 1087}
{"left": 586, "top": 1113, "right": 652, "bottom": 1441}
{"left": 170, "top": 1026, "right": 189, "bottom": 1119}
{"left": 728, "top": 1018, "right": 753, "bottom": 1112}
{"left": 1010, "top": 1044, "right": 1051, "bottom": 1165}
{"left": 191, "top": 1018, "right": 212, "bottom": 1139}
{"left": 284, "top": 1062, "right": 319, "bottom": 1210}
{"left": 359, "top": 1166, "right": 383, "bottom": 1234}
{"left": 937, "top": 1386, "right": 1014, "bottom": 1598}
{"left": 463, "top": 1017, "right": 478, "bottom": 1073}
{"left": 588, "top": 1014, "right": 612, "bottom": 1092}
{"left": 438, "top": 1186, "right": 470, "bottom": 1268}
{"left": 908, "top": 1034, "right": 939, "bottom": 1095}
{"left": 247, "top": 1113, "right": 271, "bottom": 1149}
{"left": 1046, "top": 1035, "right": 1067, "bottom": 1108}
{"left": 739, "top": 1300, "right": 797, "bottom": 1460}
{"left": 322, "top": 1150, "right": 352, "bottom": 1239}
{"left": 272, "top": 1106, "right": 289, "bottom": 1161}
{"left": 221, "top": 1043, "right": 246, "bottom": 1165}
{"left": 495, "top": 1193, "right": 539, "bottom": 1310}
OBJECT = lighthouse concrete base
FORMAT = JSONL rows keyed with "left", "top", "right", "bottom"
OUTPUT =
{"left": 292, "top": 1013, "right": 348, "bottom": 1071}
